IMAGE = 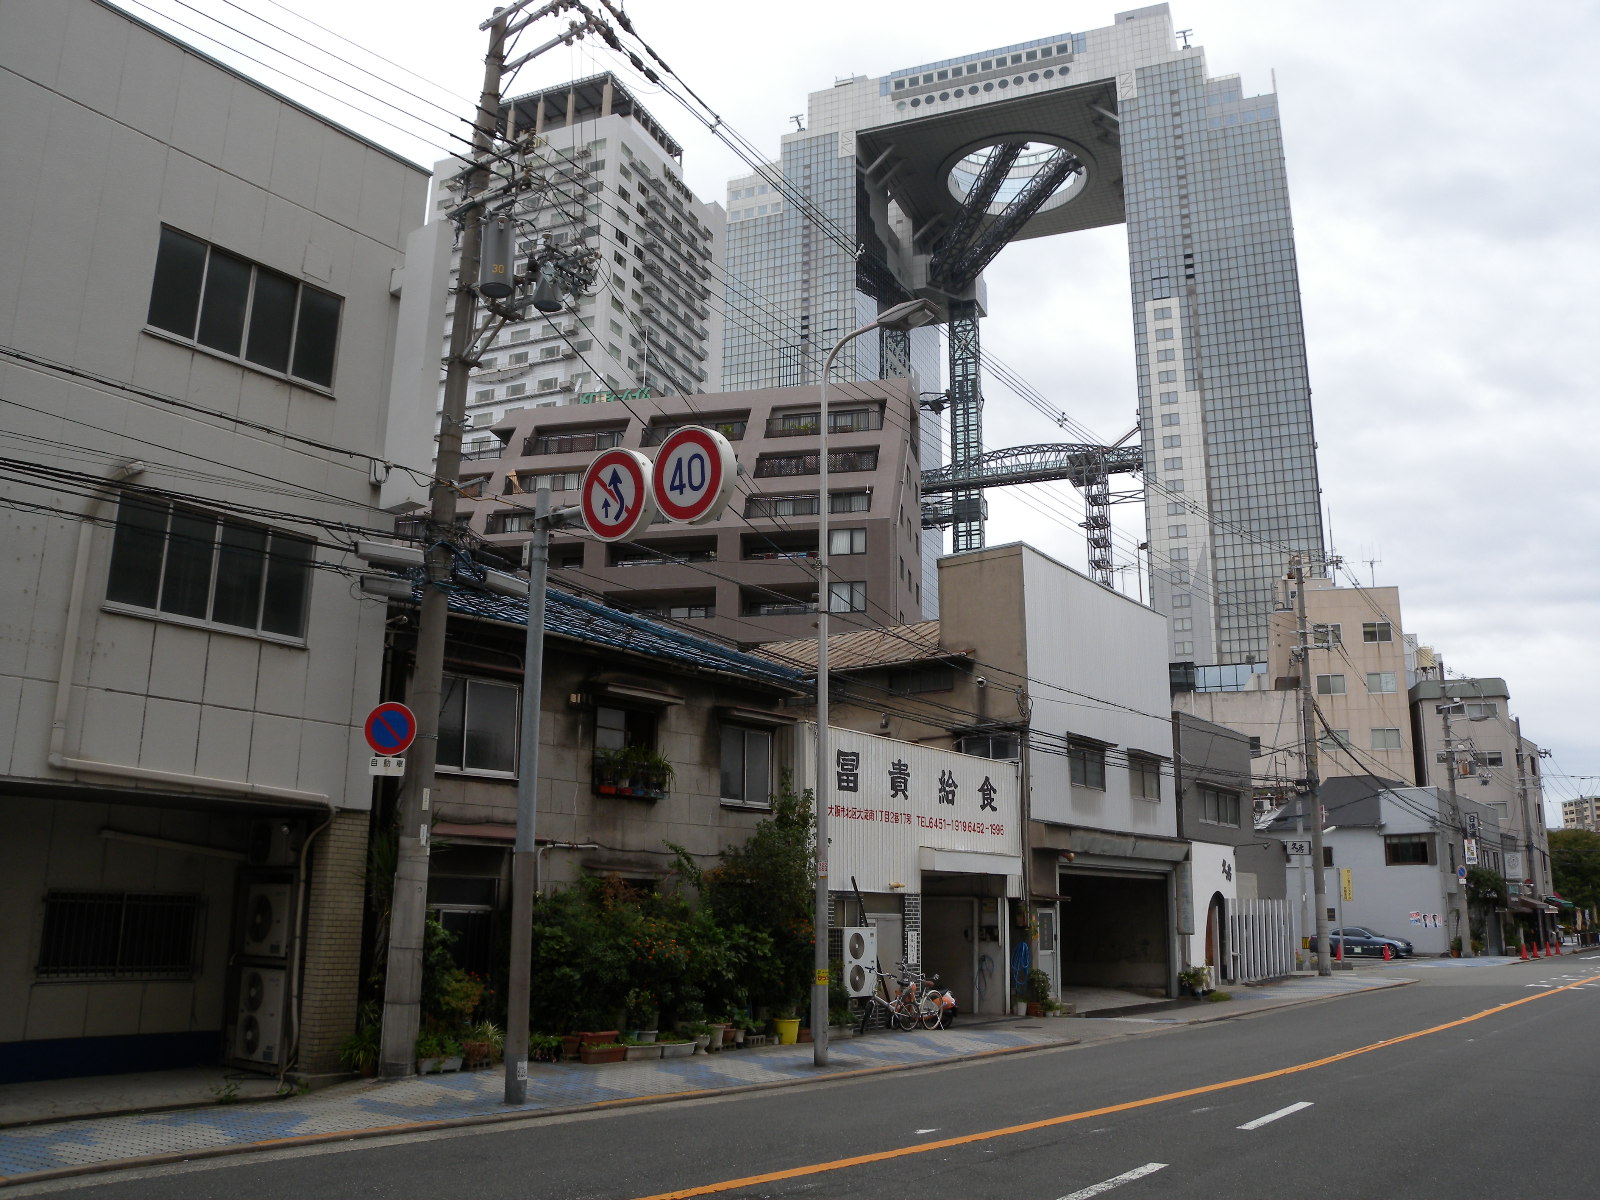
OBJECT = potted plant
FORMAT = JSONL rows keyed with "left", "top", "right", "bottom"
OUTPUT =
{"left": 681, "top": 1020, "right": 714, "bottom": 1053}
{"left": 592, "top": 747, "right": 625, "bottom": 794}
{"left": 1025, "top": 968, "right": 1053, "bottom": 1017}
{"left": 579, "top": 1039, "right": 627, "bottom": 1065}
{"left": 658, "top": 1035, "right": 695, "bottom": 1059}
{"left": 1177, "top": 965, "right": 1211, "bottom": 996}
{"left": 529, "top": 1033, "right": 563, "bottom": 1063}
{"left": 415, "top": 1031, "right": 446, "bottom": 1075}
{"left": 620, "top": 1034, "right": 663, "bottom": 1061}
{"left": 338, "top": 1015, "right": 381, "bottom": 1077}
{"left": 829, "top": 1007, "right": 856, "bottom": 1039}
{"left": 625, "top": 989, "right": 659, "bottom": 1043}
{"left": 437, "top": 1035, "right": 464, "bottom": 1073}
{"left": 1450, "top": 936, "right": 1463, "bottom": 958}
{"left": 772, "top": 1006, "right": 801, "bottom": 1045}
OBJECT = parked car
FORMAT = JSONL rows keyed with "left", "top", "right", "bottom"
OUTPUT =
{"left": 1307, "top": 926, "right": 1413, "bottom": 958}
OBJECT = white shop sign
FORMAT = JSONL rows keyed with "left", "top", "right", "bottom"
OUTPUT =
{"left": 803, "top": 725, "right": 1022, "bottom": 894}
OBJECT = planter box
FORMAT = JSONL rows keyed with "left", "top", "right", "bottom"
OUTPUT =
{"left": 659, "top": 1041, "right": 694, "bottom": 1059}
{"left": 580, "top": 1044, "right": 626, "bottom": 1065}
{"left": 624, "top": 1043, "right": 662, "bottom": 1061}
{"left": 416, "top": 1056, "right": 442, "bottom": 1075}
{"left": 579, "top": 1030, "right": 621, "bottom": 1047}
{"left": 439, "top": 1055, "right": 463, "bottom": 1073}
{"left": 561, "top": 1035, "right": 582, "bottom": 1061}
{"left": 828, "top": 1025, "right": 854, "bottom": 1040}
{"left": 627, "top": 1030, "right": 658, "bottom": 1044}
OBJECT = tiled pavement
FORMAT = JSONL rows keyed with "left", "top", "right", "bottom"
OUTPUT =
{"left": 0, "top": 971, "right": 1423, "bottom": 1185}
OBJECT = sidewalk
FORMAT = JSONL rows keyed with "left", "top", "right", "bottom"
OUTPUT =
{"left": 0, "top": 970, "right": 1417, "bottom": 1187}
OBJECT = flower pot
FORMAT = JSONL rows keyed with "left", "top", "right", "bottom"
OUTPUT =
{"left": 579, "top": 1030, "right": 621, "bottom": 1046}
{"left": 580, "top": 1044, "right": 626, "bottom": 1065}
{"left": 1026, "top": 1002, "right": 1044, "bottom": 1018}
{"left": 693, "top": 1034, "right": 711, "bottom": 1053}
{"left": 798, "top": 1028, "right": 812, "bottom": 1043}
{"left": 624, "top": 1043, "right": 662, "bottom": 1061}
{"left": 629, "top": 1029, "right": 658, "bottom": 1044}
{"left": 730, "top": 1027, "right": 746, "bottom": 1047}
{"left": 561, "top": 1035, "right": 582, "bottom": 1061}
{"left": 1012, "top": 1002, "right": 1028, "bottom": 1017}
{"left": 462, "top": 1041, "right": 494, "bottom": 1069}
{"left": 416, "top": 1057, "right": 441, "bottom": 1075}
{"left": 773, "top": 1017, "right": 801, "bottom": 1045}
{"left": 659, "top": 1040, "right": 694, "bottom": 1059}
{"left": 707, "top": 1025, "right": 726, "bottom": 1051}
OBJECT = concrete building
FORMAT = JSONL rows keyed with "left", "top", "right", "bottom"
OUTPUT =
{"left": 1173, "top": 713, "right": 1287, "bottom": 976}
{"left": 723, "top": 4, "right": 1324, "bottom": 661}
{"left": 765, "top": 543, "right": 1185, "bottom": 1002}
{"left": 0, "top": 0, "right": 439, "bottom": 1081}
{"left": 1561, "top": 797, "right": 1600, "bottom": 832}
{"left": 459, "top": 380, "right": 930, "bottom": 644}
{"left": 1175, "top": 577, "right": 1418, "bottom": 809}
{"left": 1410, "top": 677, "right": 1553, "bottom": 911}
{"left": 430, "top": 73, "right": 724, "bottom": 450}
{"left": 1264, "top": 778, "right": 1514, "bottom": 956}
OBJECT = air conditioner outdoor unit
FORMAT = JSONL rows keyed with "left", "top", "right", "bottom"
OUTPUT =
{"left": 241, "top": 882, "right": 293, "bottom": 959}
{"left": 842, "top": 926, "right": 878, "bottom": 998}
{"left": 233, "top": 966, "right": 287, "bottom": 1066}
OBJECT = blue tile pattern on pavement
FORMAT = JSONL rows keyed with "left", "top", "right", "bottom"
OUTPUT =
{"left": 0, "top": 1028, "right": 1048, "bottom": 1180}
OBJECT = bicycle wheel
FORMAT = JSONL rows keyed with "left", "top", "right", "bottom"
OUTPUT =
{"left": 919, "top": 991, "right": 944, "bottom": 1029}
{"left": 892, "top": 1000, "right": 919, "bottom": 1031}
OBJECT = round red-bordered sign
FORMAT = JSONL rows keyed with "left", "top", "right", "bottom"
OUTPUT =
{"left": 652, "top": 426, "right": 736, "bottom": 525}
{"left": 580, "top": 448, "right": 656, "bottom": 542}
{"left": 364, "top": 702, "right": 417, "bottom": 755}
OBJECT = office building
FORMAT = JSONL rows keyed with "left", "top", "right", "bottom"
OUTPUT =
{"left": 722, "top": 4, "right": 1325, "bottom": 662}
{"left": 430, "top": 73, "right": 724, "bottom": 455}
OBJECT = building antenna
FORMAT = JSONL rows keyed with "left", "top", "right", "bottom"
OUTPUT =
{"left": 791, "top": 114, "right": 805, "bottom": 132}
{"left": 1362, "top": 545, "right": 1381, "bottom": 587}
{"left": 1176, "top": 28, "right": 1194, "bottom": 49}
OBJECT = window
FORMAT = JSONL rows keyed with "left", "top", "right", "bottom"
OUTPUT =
{"left": 1465, "top": 702, "right": 1499, "bottom": 720}
{"left": 1163, "top": 457, "right": 1183, "bottom": 471}
{"left": 1161, "top": 414, "right": 1180, "bottom": 428}
{"left": 147, "top": 227, "right": 341, "bottom": 388}
{"left": 1315, "top": 674, "right": 1345, "bottom": 695}
{"left": 956, "top": 731, "right": 1020, "bottom": 760}
{"left": 1384, "top": 834, "right": 1433, "bottom": 865}
{"left": 1173, "top": 617, "right": 1192, "bottom": 631}
{"left": 1173, "top": 594, "right": 1191, "bottom": 607}
{"left": 438, "top": 676, "right": 518, "bottom": 775}
{"left": 1366, "top": 672, "right": 1397, "bottom": 694}
{"left": 1169, "top": 525, "right": 1188, "bottom": 538}
{"left": 1318, "top": 729, "right": 1350, "bottom": 753}
{"left": 1155, "top": 327, "right": 1174, "bottom": 340}
{"left": 1198, "top": 785, "right": 1240, "bottom": 826}
{"left": 594, "top": 704, "right": 656, "bottom": 757}
{"left": 1130, "top": 755, "right": 1162, "bottom": 800}
{"left": 720, "top": 725, "right": 772, "bottom": 807}
{"left": 1311, "top": 623, "right": 1342, "bottom": 647}
{"left": 1160, "top": 391, "right": 1179, "bottom": 404}
{"left": 1167, "top": 500, "right": 1185, "bottom": 514}
{"left": 1069, "top": 741, "right": 1106, "bottom": 790}
{"left": 106, "top": 497, "right": 313, "bottom": 639}
{"left": 37, "top": 891, "right": 200, "bottom": 979}
{"left": 828, "top": 581, "right": 866, "bottom": 613}
{"left": 1157, "top": 349, "right": 1175, "bottom": 361}
{"left": 1158, "top": 370, "right": 1177, "bottom": 383}
{"left": 829, "top": 528, "right": 866, "bottom": 555}
{"left": 1153, "top": 306, "right": 1172, "bottom": 319}
{"left": 1362, "top": 622, "right": 1392, "bottom": 642}
{"left": 1371, "top": 727, "right": 1403, "bottom": 751}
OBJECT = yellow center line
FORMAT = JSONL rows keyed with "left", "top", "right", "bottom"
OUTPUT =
{"left": 632, "top": 972, "right": 1600, "bottom": 1200}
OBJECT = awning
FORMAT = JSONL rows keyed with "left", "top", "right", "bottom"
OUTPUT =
{"left": 1545, "top": 895, "right": 1576, "bottom": 910}
{"left": 1509, "top": 896, "right": 1557, "bottom": 915}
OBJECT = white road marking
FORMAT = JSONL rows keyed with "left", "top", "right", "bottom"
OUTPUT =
{"left": 915, "top": 1128, "right": 938, "bottom": 1135}
{"left": 1057, "top": 1163, "right": 1168, "bottom": 1200}
{"left": 1237, "top": 1101, "right": 1314, "bottom": 1130}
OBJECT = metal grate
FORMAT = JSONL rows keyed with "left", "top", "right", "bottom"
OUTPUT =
{"left": 36, "top": 891, "right": 200, "bottom": 979}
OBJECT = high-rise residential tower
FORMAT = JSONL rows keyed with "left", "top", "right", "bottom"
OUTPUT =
{"left": 722, "top": 4, "right": 1325, "bottom": 664}
{"left": 431, "top": 73, "right": 724, "bottom": 458}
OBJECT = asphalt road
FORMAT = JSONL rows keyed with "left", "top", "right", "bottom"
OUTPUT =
{"left": 19, "top": 955, "right": 1600, "bottom": 1200}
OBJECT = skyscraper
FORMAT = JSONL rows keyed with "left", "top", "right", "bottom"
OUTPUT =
{"left": 723, "top": 4, "right": 1325, "bottom": 664}
{"left": 431, "top": 73, "right": 724, "bottom": 456}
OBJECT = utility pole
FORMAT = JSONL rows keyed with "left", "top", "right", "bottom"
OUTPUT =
{"left": 379, "top": 9, "right": 509, "bottom": 1079}
{"left": 1291, "top": 560, "right": 1331, "bottom": 976}
{"left": 1513, "top": 716, "right": 1552, "bottom": 948}
{"left": 1438, "top": 702, "right": 1474, "bottom": 957}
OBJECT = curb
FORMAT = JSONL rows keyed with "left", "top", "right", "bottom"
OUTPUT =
{"left": 0, "top": 1038, "right": 1078, "bottom": 1189}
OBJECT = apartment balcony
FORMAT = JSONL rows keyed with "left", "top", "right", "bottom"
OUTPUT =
{"left": 522, "top": 430, "right": 626, "bottom": 457}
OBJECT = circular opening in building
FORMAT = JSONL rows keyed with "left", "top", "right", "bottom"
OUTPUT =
{"left": 910, "top": 98, "right": 920, "bottom": 107}
{"left": 945, "top": 140, "right": 1087, "bottom": 217}
{"left": 1013, "top": 76, "right": 1024, "bottom": 85}
{"left": 983, "top": 82, "right": 994, "bottom": 91}
{"left": 896, "top": 101, "right": 907, "bottom": 110}
{"left": 940, "top": 91, "right": 950, "bottom": 101}
{"left": 1028, "top": 72, "right": 1039, "bottom": 82}
{"left": 1043, "top": 69, "right": 1054, "bottom": 79}
{"left": 997, "top": 79, "right": 1008, "bottom": 88}
{"left": 954, "top": 88, "right": 964, "bottom": 98}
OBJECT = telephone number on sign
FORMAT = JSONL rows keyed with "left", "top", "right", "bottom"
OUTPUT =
{"left": 829, "top": 805, "right": 1004, "bottom": 837}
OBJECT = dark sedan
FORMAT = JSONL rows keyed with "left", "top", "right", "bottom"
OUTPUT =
{"left": 1308, "top": 926, "right": 1414, "bottom": 958}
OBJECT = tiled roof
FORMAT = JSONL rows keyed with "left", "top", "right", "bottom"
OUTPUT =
{"left": 429, "top": 582, "right": 806, "bottom": 690}
{"left": 755, "top": 620, "right": 957, "bottom": 672}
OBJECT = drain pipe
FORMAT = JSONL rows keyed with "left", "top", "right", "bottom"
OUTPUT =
{"left": 535, "top": 842, "right": 600, "bottom": 895}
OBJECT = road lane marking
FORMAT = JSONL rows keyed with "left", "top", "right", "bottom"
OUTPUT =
{"left": 631, "top": 971, "right": 1600, "bottom": 1200}
{"left": 1056, "top": 1162, "right": 1167, "bottom": 1199}
{"left": 1237, "top": 1101, "right": 1313, "bottom": 1130}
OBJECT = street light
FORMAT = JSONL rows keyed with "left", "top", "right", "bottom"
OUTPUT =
{"left": 812, "top": 298, "right": 938, "bottom": 1067}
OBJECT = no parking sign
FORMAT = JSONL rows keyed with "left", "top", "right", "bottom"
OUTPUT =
{"left": 580, "top": 448, "right": 656, "bottom": 542}
{"left": 651, "top": 426, "right": 736, "bottom": 525}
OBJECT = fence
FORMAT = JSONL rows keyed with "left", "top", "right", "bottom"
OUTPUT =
{"left": 1224, "top": 897, "right": 1295, "bottom": 983}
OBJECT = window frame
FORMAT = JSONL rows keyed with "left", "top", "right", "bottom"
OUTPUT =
{"left": 1068, "top": 740, "right": 1107, "bottom": 790}
{"left": 719, "top": 724, "right": 773, "bottom": 809}
{"left": 103, "top": 496, "right": 314, "bottom": 644}
{"left": 436, "top": 674, "right": 521, "bottom": 778}
{"left": 1197, "top": 784, "right": 1240, "bottom": 827}
{"left": 36, "top": 891, "right": 201, "bottom": 980}
{"left": 1315, "top": 674, "right": 1346, "bottom": 695}
{"left": 1365, "top": 671, "right": 1397, "bottom": 694}
{"left": 1129, "top": 755, "right": 1163, "bottom": 801}
{"left": 145, "top": 226, "right": 342, "bottom": 392}
{"left": 1384, "top": 834, "right": 1434, "bottom": 866}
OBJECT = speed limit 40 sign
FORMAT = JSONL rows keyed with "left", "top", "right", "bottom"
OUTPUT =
{"left": 651, "top": 426, "right": 736, "bottom": 524}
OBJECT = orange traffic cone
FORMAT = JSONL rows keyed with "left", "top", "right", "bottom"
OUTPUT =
{"left": 1550, "top": 940, "right": 1559, "bottom": 956}
{"left": 1383, "top": 943, "right": 1393, "bottom": 961}
{"left": 1531, "top": 941, "right": 1541, "bottom": 958}
{"left": 1520, "top": 943, "right": 1528, "bottom": 961}
{"left": 1334, "top": 939, "right": 1343, "bottom": 962}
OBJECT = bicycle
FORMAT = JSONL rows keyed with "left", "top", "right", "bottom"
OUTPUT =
{"left": 861, "top": 963, "right": 928, "bottom": 1031}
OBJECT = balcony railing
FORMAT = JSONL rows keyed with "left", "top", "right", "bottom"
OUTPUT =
{"left": 640, "top": 419, "right": 746, "bottom": 447}
{"left": 753, "top": 450, "right": 878, "bottom": 478}
{"left": 461, "top": 444, "right": 505, "bottom": 461}
{"left": 523, "top": 430, "right": 625, "bottom": 456}
{"left": 746, "top": 601, "right": 816, "bottom": 617}
{"left": 765, "top": 410, "right": 884, "bottom": 438}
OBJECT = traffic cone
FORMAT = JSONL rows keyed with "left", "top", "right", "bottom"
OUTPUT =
{"left": 1550, "top": 940, "right": 1559, "bottom": 957}
{"left": 1334, "top": 939, "right": 1343, "bottom": 962}
{"left": 1520, "top": 943, "right": 1528, "bottom": 961}
{"left": 1531, "top": 941, "right": 1541, "bottom": 958}
{"left": 1383, "top": 943, "right": 1393, "bottom": 961}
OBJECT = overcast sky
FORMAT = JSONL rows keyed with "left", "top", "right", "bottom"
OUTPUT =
{"left": 117, "top": 0, "right": 1600, "bottom": 818}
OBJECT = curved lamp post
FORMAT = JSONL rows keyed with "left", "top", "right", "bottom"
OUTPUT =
{"left": 813, "top": 298, "right": 938, "bottom": 1066}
